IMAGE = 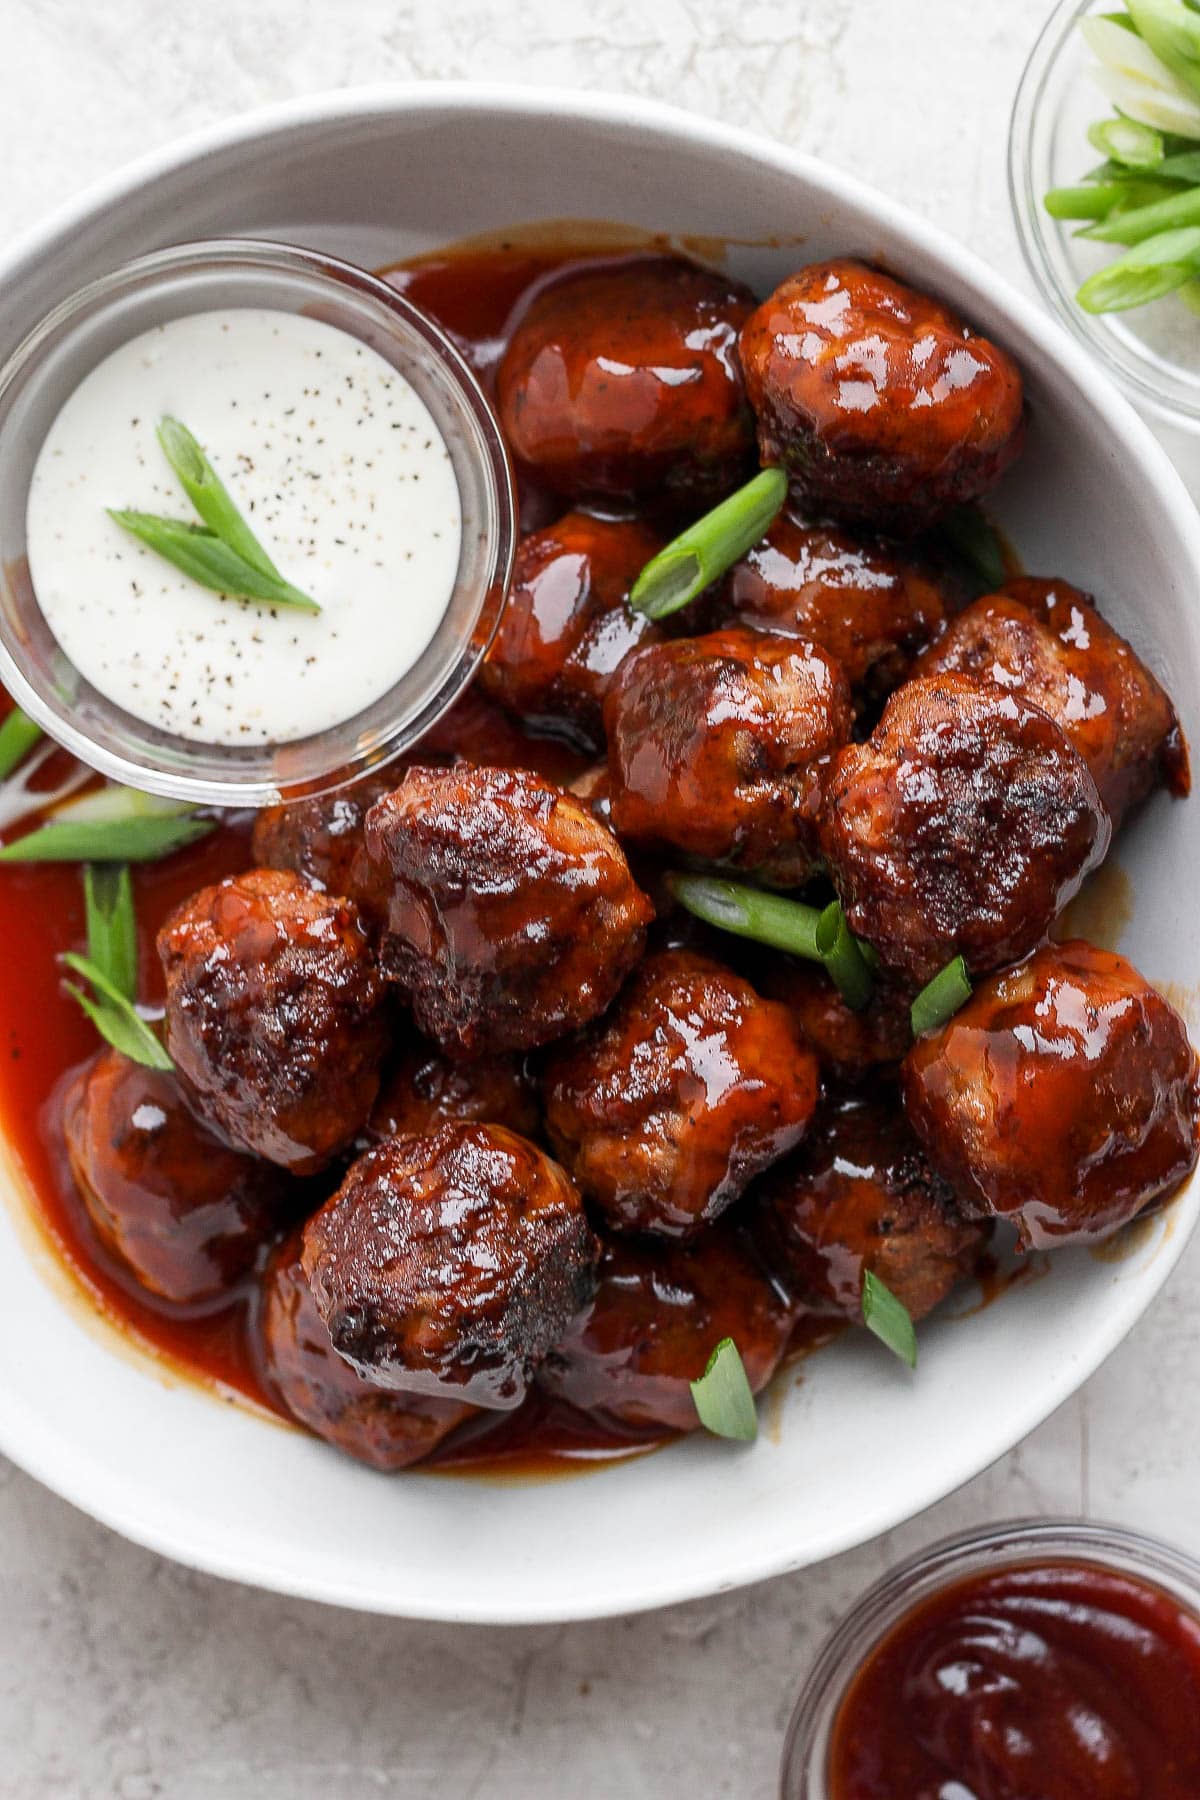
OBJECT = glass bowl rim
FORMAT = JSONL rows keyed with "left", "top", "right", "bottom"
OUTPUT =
{"left": 1007, "top": 0, "right": 1200, "bottom": 431}
{"left": 779, "top": 1514, "right": 1200, "bottom": 1797}
{"left": 0, "top": 234, "right": 517, "bottom": 806}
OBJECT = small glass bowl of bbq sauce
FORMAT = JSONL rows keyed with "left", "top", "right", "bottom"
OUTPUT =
{"left": 780, "top": 1518, "right": 1200, "bottom": 1799}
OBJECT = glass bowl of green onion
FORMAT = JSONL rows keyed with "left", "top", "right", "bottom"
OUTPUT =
{"left": 1010, "top": 0, "right": 1200, "bottom": 428}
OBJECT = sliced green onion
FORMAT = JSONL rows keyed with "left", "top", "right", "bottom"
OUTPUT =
{"left": 1156, "top": 147, "right": 1200, "bottom": 178}
{"left": 1083, "top": 15, "right": 1200, "bottom": 138}
{"left": 938, "top": 505, "right": 1007, "bottom": 592}
{"left": 0, "top": 809, "right": 213, "bottom": 863}
{"left": 1127, "top": 0, "right": 1200, "bottom": 103}
{"left": 61, "top": 951, "right": 172, "bottom": 1072}
{"left": 0, "top": 707, "right": 43, "bottom": 780}
{"left": 689, "top": 1337, "right": 758, "bottom": 1441}
{"left": 1079, "top": 175, "right": 1200, "bottom": 242}
{"left": 911, "top": 953, "right": 973, "bottom": 1037}
{"left": 815, "top": 900, "right": 875, "bottom": 1012}
{"left": 1177, "top": 273, "right": 1200, "bottom": 310}
{"left": 861, "top": 1271, "right": 917, "bottom": 1370}
{"left": 157, "top": 416, "right": 280, "bottom": 581}
{"left": 49, "top": 785, "right": 192, "bottom": 826}
{"left": 83, "top": 864, "right": 137, "bottom": 1002}
{"left": 1088, "top": 113, "right": 1166, "bottom": 168}
{"left": 108, "top": 513, "right": 320, "bottom": 614}
{"left": 667, "top": 872, "right": 822, "bottom": 959}
{"left": 630, "top": 467, "right": 788, "bottom": 621}
{"left": 1077, "top": 223, "right": 1200, "bottom": 311}
{"left": 1045, "top": 181, "right": 1132, "bottom": 220}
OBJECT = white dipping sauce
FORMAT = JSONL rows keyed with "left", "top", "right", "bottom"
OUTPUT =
{"left": 26, "top": 308, "right": 462, "bottom": 745}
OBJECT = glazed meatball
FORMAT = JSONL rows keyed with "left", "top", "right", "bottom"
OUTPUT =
{"left": 366, "top": 1042, "right": 540, "bottom": 1144}
{"left": 496, "top": 256, "right": 756, "bottom": 507}
{"left": 752, "top": 1088, "right": 984, "bottom": 1321}
{"left": 302, "top": 1123, "right": 598, "bottom": 1410}
{"left": 606, "top": 628, "right": 853, "bottom": 886}
{"left": 251, "top": 767, "right": 396, "bottom": 917}
{"left": 708, "top": 514, "right": 947, "bottom": 698}
{"left": 63, "top": 1047, "right": 285, "bottom": 1305}
{"left": 542, "top": 949, "right": 820, "bottom": 1238}
{"left": 820, "top": 673, "right": 1110, "bottom": 985}
{"left": 260, "top": 1233, "right": 475, "bottom": 1471}
{"left": 740, "top": 259, "right": 1025, "bottom": 536}
{"left": 538, "top": 1228, "right": 794, "bottom": 1434}
{"left": 903, "top": 940, "right": 1200, "bottom": 1249}
{"left": 761, "top": 960, "right": 914, "bottom": 1082}
{"left": 158, "top": 868, "right": 388, "bottom": 1174}
{"left": 915, "top": 576, "right": 1189, "bottom": 827}
{"left": 365, "top": 764, "right": 653, "bottom": 1058}
{"left": 479, "top": 512, "right": 663, "bottom": 750}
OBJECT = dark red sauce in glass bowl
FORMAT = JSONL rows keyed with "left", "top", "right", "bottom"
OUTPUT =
{"left": 781, "top": 1523, "right": 1200, "bottom": 1800}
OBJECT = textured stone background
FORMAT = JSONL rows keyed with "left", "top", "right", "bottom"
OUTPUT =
{"left": 3, "top": 3, "right": 1199, "bottom": 1795}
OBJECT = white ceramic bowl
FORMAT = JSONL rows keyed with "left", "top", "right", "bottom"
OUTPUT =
{"left": 1, "top": 85, "right": 1198, "bottom": 1624}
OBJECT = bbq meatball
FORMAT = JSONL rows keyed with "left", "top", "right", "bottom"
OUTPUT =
{"left": 302, "top": 1123, "right": 598, "bottom": 1410}
{"left": 251, "top": 768, "right": 395, "bottom": 917}
{"left": 761, "top": 960, "right": 914, "bottom": 1082}
{"left": 752, "top": 1088, "right": 983, "bottom": 1320}
{"left": 260, "top": 1233, "right": 475, "bottom": 1471}
{"left": 62, "top": 1047, "right": 285, "bottom": 1305}
{"left": 903, "top": 940, "right": 1200, "bottom": 1249}
{"left": 158, "top": 868, "right": 388, "bottom": 1174}
{"left": 479, "top": 513, "right": 662, "bottom": 750}
{"left": 606, "top": 628, "right": 853, "bottom": 886}
{"left": 915, "top": 576, "right": 1189, "bottom": 828}
{"left": 365, "top": 764, "right": 653, "bottom": 1058}
{"left": 708, "top": 514, "right": 947, "bottom": 698}
{"left": 537, "top": 1228, "right": 794, "bottom": 1433}
{"left": 496, "top": 256, "right": 756, "bottom": 507}
{"left": 366, "top": 1042, "right": 540, "bottom": 1144}
{"left": 739, "top": 259, "right": 1025, "bottom": 536}
{"left": 820, "top": 673, "right": 1110, "bottom": 985}
{"left": 543, "top": 949, "right": 820, "bottom": 1238}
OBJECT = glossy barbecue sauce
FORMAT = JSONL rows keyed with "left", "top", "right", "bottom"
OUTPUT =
{"left": 0, "top": 240, "right": 747, "bottom": 1474}
{"left": 828, "top": 1560, "right": 1200, "bottom": 1800}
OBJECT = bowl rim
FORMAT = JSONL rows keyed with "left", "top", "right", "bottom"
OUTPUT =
{"left": 1, "top": 81, "right": 1198, "bottom": 1623}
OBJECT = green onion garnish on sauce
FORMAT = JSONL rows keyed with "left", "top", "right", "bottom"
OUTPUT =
{"left": 61, "top": 951, "right": 172, "bottom": 1072}
{"left": 814, "top": 901, "right": 875, "bottom": 1014}
{"left": 0, "top": 707, "right": 43, "bottom": 782}
{"left": 911, "top": 954, "right": 973, "bottom": 1038}
{"left": 83, "top": 864, "right": 138, "bottom": 1003}
{"left": 667, "top": 873, "right": 875, "bottom": 1011}
{"left": 690, "top": 1337, "right": 759, "bottom": 1441}
{"left": 630, "top": 467, "right": 789, "bottom": 621}
{"left": 108, "top": 416, "right": 321, "bottom": 615}
{"left": 0, "top": 785, "right": 213, "bottom": 863}
{"left": 861, "top": 1271, "right": 918, "bottom": 1370}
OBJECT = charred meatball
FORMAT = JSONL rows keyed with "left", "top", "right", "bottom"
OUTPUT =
{"left": 365, "top": 764, "right": 653, "bottom": 1058}
{"left": 260, "top": 1233, "right": 475, "bottom": 1471}
{"left": 752, "top": 1088, "right": 983, "bottom": 1320}
{"left": 915, "top": 576, "right": 1188, "bottom": 827}
{"left": 709, "top": 514, "right": 947, "bottom": 698}
{"left": 903, "top": 940, "right": 1200, "bottom": 1249}
{"left": 480, "top": 513, "right": 663, "bottom": 750}
{"left": 158, "top": 868, "right": 388, "bottom": 1174}
{"left": 251, "top": 767, "right": 395, "bottom": 917}
{"left": 63, "top": 1048, "right": 285, "bottom": 1305}
{"left": 301, "top": 1123, "right": 598, "bottom": 1410}
{"left": 496, "top": 255, "right": 756, "bottom": 507}
{"left": 761, "top": 960, "right": 914, "bottom": 1083}
{"left": 820, "top": 673, "right": 1110, "bottom": 985}
{"left": 740, "top": 259, "right": 1025, "bottom": 536}
{"left": 538, "top": 1228, "right": 794, "bottom": 1433}
{"left": 366, "top": 1042, "right": 540, "bottom": 1144}
{"left": 543, "top": 949, "right": 820, "bottom": 1238}
{"left": 606, "top": 628, "right": 853, "bottom": 885}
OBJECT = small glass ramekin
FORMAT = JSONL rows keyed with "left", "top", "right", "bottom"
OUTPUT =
{"left": 0, "top": 238, "right": 516, "bottom": 806}
{"left": 1010, "top": 0, "right": 1200, "bottom": 431}
{"left": 779, "top": 1516, "right": 1200, "bottom": 1797}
